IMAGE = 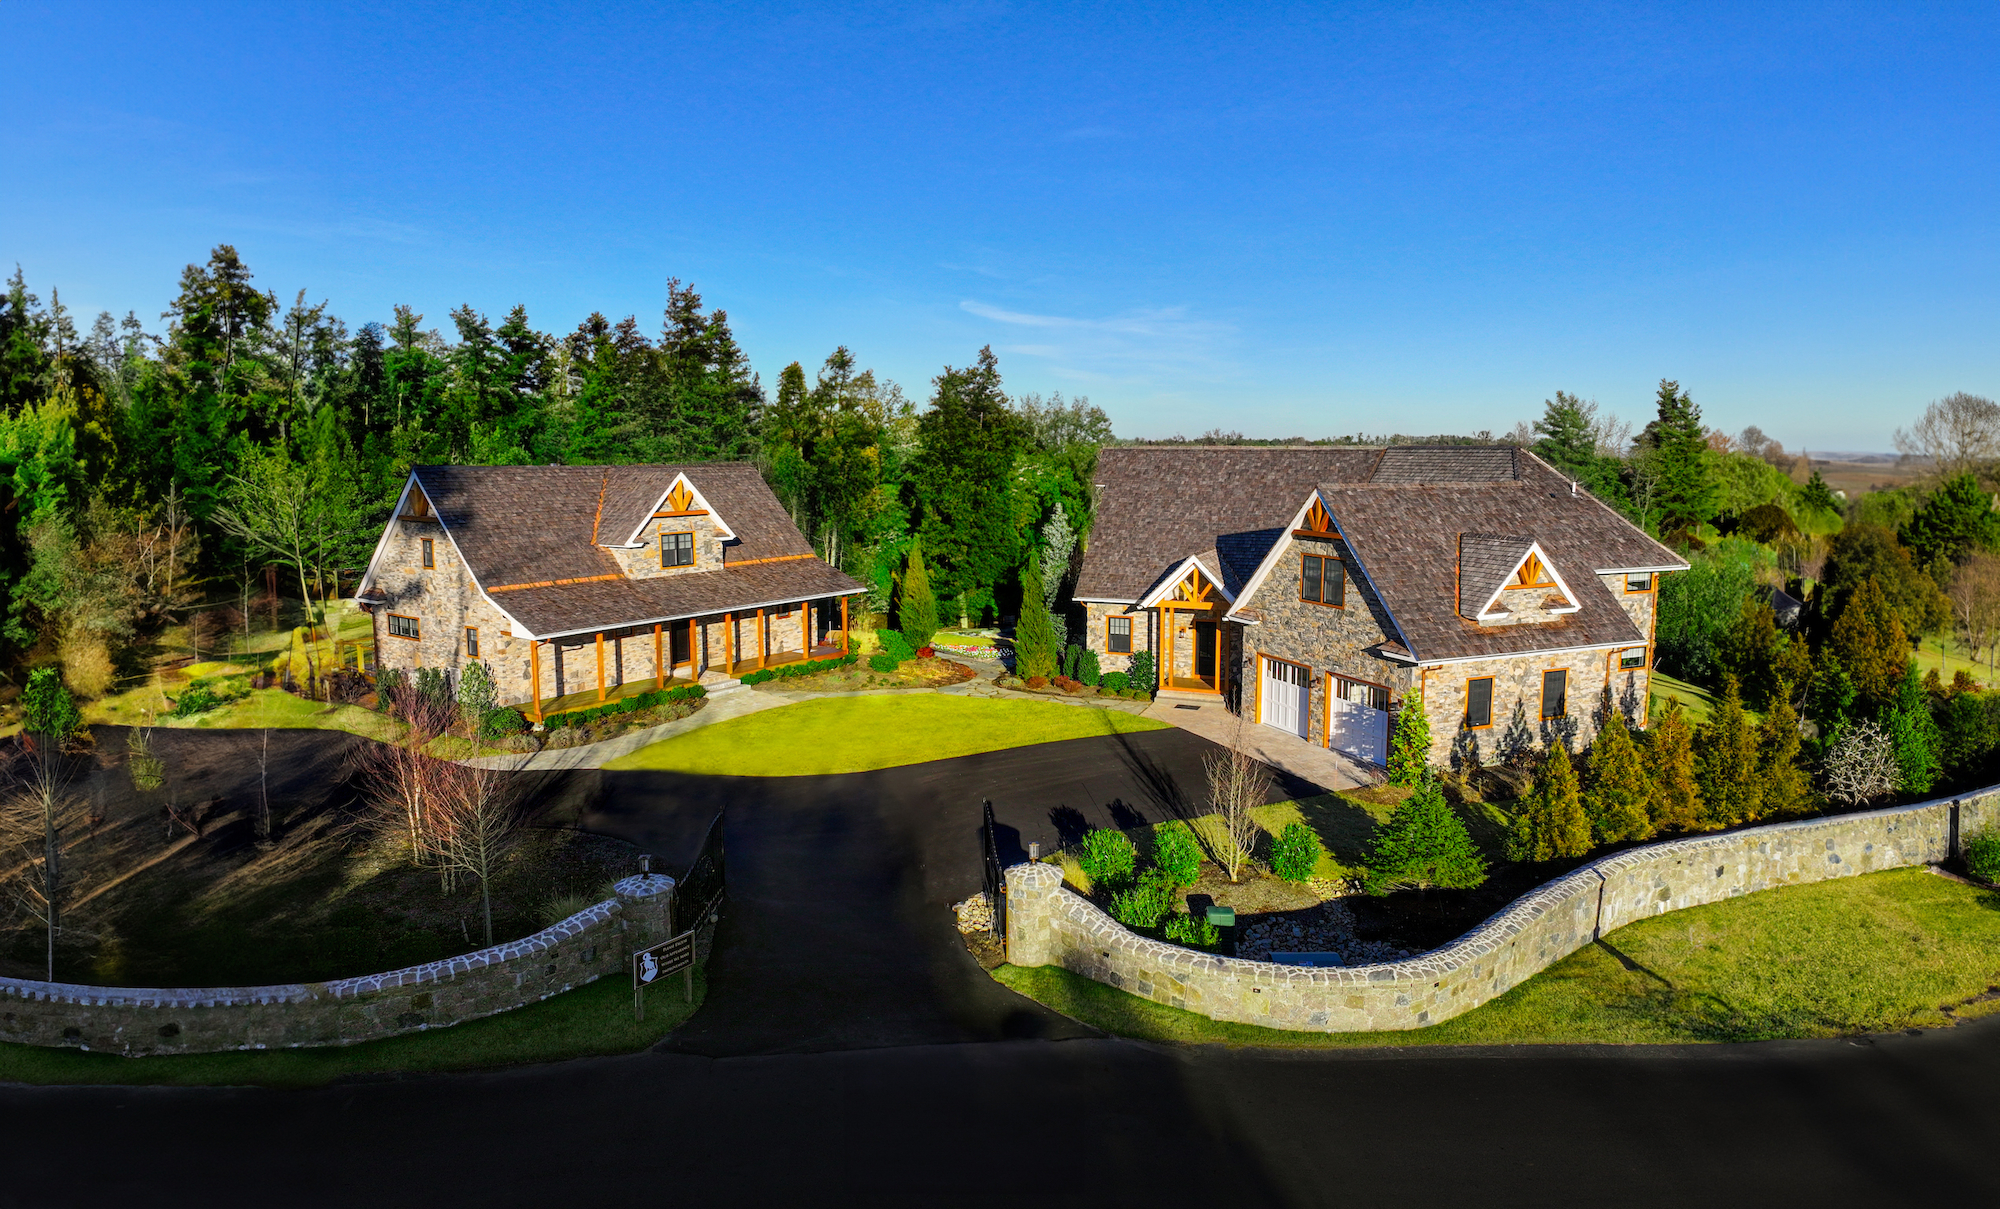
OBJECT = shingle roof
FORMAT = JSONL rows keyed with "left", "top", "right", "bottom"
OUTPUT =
{"left": 401, "top": 463, "right": 858, "bottom": 639}
{"left": 1371, "top": 445, "right": 1520, "bottom": 483}
{"left": 1456, "top": 533, "right": 1533, "bottom": 618}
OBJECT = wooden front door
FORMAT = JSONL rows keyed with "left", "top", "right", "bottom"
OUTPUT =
{"left": 1193, "top": 621, "right": 1217, "bottom": 681}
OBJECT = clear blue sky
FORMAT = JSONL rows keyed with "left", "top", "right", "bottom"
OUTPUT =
{"left": 5, "top": 1, "right": 1995, "bottom": 450}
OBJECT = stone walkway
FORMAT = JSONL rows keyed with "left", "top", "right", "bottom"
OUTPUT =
{"left": 1139, "top": 696, "right": 1374, "bottom": 794}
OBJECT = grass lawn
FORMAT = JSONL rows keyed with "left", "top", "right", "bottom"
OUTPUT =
{"left": 996, "top": 867, "right": 2000, "bottom": 1047}
{"left": 1648, "top": 670, "right": 1719, "bottom": 726}
{"left": 604, "top": 694, "right": 1168, "bottom": 776}
{"left": 0, "top": 966, "right": 704, "bottom": 1088}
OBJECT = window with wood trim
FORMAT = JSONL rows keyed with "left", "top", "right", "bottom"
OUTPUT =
{"left": 1620, "top": 646, "right": 1647, "bottom": 670}
{"left": 387, "top": 614, "right": 420, "bottom": 640}
{"left": 1514, "top": 553, "right": 1553, "bottom": 588}
{"left": 421, "top": 538, "right": 435, "bottom": 569}
{"left": 661, "top": 529, "right": 695, "bottom": 568}
{"left": 1107, "top": 615, "right": 1132, "bottom": 653}
{"left": 1625, "top": 572, "right": 1654, "bottom": 593}
{"left": 1300, "top": 554, "right": 1345, "bottom": 606}
{"left": 465, "top": 627, "right": 480, "bottom": 657}
{"left": 1541, "top": 669, "right": 1568, "bottom": 719}
{"left": 1465, "top": 677, "right": 1494, "bottom": 728}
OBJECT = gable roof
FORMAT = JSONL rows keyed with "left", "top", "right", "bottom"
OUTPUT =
{"left": 1456, "top": 534, "right": 1536, "bottom": 618}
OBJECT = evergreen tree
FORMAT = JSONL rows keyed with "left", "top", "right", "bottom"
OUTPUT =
{"left": 1583, "top": 712, "right": 1653, "bottom": 844}
{"left": 1695, "top": 676, "right": 1761, "bottom": 828}
{"left": 1385, "top": 689, "right": 1433, "bottom": 786}
{"left": 20, "top": 665, "right": 81, "bottom": 741}
{"left": 1507, "top": 744, "right": 1592, "bottom": 861}
{"left": 1756, "top": 689, "right": 1812, "bottom": 818}
{"left": 1014, "top": 551, "right": 1058, "bottom": 679}
{"left": 1799, "top": 467, "right": 1840, "bottom": 517}
{"left": 1807, "top": 652, "right": 1859, "bottom": 745}
{"left": 912, "top": 346, "right": 1025, "bottom": 611}
{"left": 1643, "top": 378, "right": 1717, "bottom": 534}
{"left": 1901, "top": 472, "right": 2000, "bottom": 570}
{"left": 1818, "top": 524, "right": 1950, "bottom": 641}
{"left": 1644, "top": 703, "right": 1702, "bottom": 832}
{"left": 899, "top": 540, "right": 939, "bottom": 650}
{"left": 1364, "top": 776, "right": 1487, "bottom": 894}
{"left": 1829, "top": 577, "right": 1911, "bottom": 711}
{"left": 1532, "top": 390, "right": 1626, "bottom": 504}
{"left": 1885, "top": 661, "right": 1943, "bottom": 795}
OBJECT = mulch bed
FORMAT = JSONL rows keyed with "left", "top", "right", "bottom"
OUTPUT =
{"left": 751, "top": 657, "right": 976, "bottom": 693}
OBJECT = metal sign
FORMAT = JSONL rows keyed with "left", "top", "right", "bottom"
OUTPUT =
{"left": 632, "top": 931, "right": 696, "bottom": 1019}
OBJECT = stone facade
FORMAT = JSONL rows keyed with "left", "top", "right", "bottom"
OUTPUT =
{"left": 0, "top": 875, "right": 693, "bottom": 1057}
{"left": 1420, "top": 647, "right": 1644, "bottom": 767}
{"left": 604, "top": 514, "right": 729, "bottom": 581}
{"left": 1005, "top": 788, "right": 2000, "bottom": 1033}
{"left": 1080, "top": 602, "right": 1154, "bottom": 675}
{"left": 369, "top": 512, "right": 525, "bottom": 686}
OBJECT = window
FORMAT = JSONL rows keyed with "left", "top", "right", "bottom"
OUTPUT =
{"left": 1541, "top": 669, "right": 1568, "bottom": 719}
{"left": 465, "top": 627, "right": 480, "bottom": 657}
{"left": 662, "top": 529, "right": 695, "bottom": 568}
{"left": 1514, "top": 553, "right": 1553, "bottom": 588}
{"left": 1465, "top": 677, "right": 1493, "bottom": 728}
{"left": 1335, "top": 677, "right": 1389, "bottom": 711}
{"left": 387, "top": 614, "right": 420, "bottom": 640}
{"left": 1625, "top": 572, "right": 1653, "bottom": 593}
{"left": 1620, "top": 646, "right": 1647, "bottom": 670}
{"left": 1107, "top": 615, "right": 1132, "bottom": 653}
{"left": 421, "top": 538, "right": 435, "bottom": 569}
{"left": 1301, "top": 554, "right": 1345, "bottom": 606}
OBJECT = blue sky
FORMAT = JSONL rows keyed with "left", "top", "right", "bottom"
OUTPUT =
{"left": 4, "top": 1, "right": 1996, "bottom": 450}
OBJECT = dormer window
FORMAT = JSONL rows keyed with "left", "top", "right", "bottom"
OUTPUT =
{"left": 661, "top": 529, "right": 695, "bottom": 568}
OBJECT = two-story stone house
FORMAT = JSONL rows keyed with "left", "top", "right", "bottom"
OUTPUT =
{"left": 354, "top": 463, "right": 864, "bottom": 720}
{"left": 1073, "top": 445, "right": 1686, "bottom": 766}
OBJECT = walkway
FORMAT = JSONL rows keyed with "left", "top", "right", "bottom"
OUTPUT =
{"left": 1140, "top": 696, "right": 1374, "bottom": 794}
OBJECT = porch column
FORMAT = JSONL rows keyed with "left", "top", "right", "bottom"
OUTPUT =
{"left": 689, "top": 617, "right": 699, "bottom": 678}
{"left": 802, "top": 602, "right": 810, "bottom": 655}
{"left": 654, "top": 623, "right": 665, "bottom": 690}
{"left": 529, "top": 640, "right": 543, "bottom": 722}
{"left": 756, "top": 608, "right": 766, "bottom": 670}
{"left": 840, "top": 596, "right": 849, "bottom": 655}
{"left": 596, "top": 631, "right": 607, "bottom": 703}
{"left": 724, "top": 612, "right": 735, "bottom": 673}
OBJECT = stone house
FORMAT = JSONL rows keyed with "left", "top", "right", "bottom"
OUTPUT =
{"left": 1072, "top": 446, "right": 1687, "bottom": 766}
{"left": 354, "top": 463, "right": 865, "bottom": 719}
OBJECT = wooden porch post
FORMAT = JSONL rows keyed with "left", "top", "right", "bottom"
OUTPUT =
{"left": 840, "top": 596, "right": 850, "bottom": 655}
{"left": 529, "top": 640, "right": 543, "bottom": 722}
{"left": 689, "top": 617, "right": 699, "bottom": 679}
{"left": 654, "top": 623, "right": 665, "bottom": 690}
{"left": 724, "top": 612, "right": 734, "bottom": 674}
{"left": 802, "top": 602, "right": 810, "bottom": 655}
{"left": 756, "top": 608, "right": 766, "bottom": 670}
{"left": 596, "top": 631, "right": 607, "bottom": 703}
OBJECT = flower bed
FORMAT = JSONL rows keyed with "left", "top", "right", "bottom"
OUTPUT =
{"left": 543, "top": 682, "right": 707, "bottom": 729}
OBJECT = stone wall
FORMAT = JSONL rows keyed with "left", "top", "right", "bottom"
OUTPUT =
{"left": 1081, "top": 602, "right": 1155, "bottom": 677}
{"left": 0, "top": 875, "right": 687, "bottom": 1057}
{"left": 1005, "top": 788, "right": 2000, "bottom": 1033}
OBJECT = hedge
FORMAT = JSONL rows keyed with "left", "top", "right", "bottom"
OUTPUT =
{"left": 542, "top": 683, "right": 707, "bottom": 730}
{"left": 737, "top": 653, "right": 859, "bottom": 686}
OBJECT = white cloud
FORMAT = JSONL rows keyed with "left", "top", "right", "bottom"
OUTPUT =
{"left": 957, "top": 298, "right": 1236, "bottom": 385}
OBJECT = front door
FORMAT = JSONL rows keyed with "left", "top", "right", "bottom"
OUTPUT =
{"left": 1260, "top": 657, "right": 1310, "bottom": 739}
{"left": 1193, "top": 621, "right": 1217, "bottom": 683}
{"left": 1329, "top": 676, "right": 1391, "bottom": 765}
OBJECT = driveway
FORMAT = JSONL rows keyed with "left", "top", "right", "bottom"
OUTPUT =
{"left": 6, "top": 727, "right": 2000, "bottom": 1205}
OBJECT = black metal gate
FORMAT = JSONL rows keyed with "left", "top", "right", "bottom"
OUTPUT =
{"left": 676, "top": 808, "right": 727, "bottom": 931}
{"left": 982, "top": 799, "right": 1006, "bottom": 937}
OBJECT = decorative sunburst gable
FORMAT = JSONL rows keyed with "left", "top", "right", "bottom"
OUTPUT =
{"left": 617, "top": 472, "right": 735, "bottom": 546}
{"left": 1463, "top": 537, "right": 1581, "bottom": 622}
{"left": 1297, "top": 498, "right": 1337, "bottom": 537}
{"left": 1137, "top": 556, "right": 1236, "bottom": 609}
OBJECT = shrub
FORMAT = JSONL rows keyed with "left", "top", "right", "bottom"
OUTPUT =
{"left": 543, "top": 683, "right": 706, "bottom": 730}
{"left": 1015, "top": 554, "right": 1059, "bottom": 679}
{"left": 1102, "top": 670, "right": 1129, "bottom": 692}
{"left": 739, "top": 653, "right": 859, "bottom": 685}
{"left": 1025, "top": 675, "right": 1048, "bottom": 689}
{"left": 876, "top": 628, "right": 916, "bottom": 662}
{"left": 1128, "top": 649, "right": 1157, "bottom": 693}
{"left": 1509, "top": 744, "right": 1592, "bottom": 861}
{"left": 1270, "top": 822, "right": 1323, "bottom": 883}
{"left": 1109, "top": 869, "right": 1175, "bottom": 930}
{"left": 897, "top": 540, "right": 939, "bottom": 652}
{"left": 21, "top": 667, "right": 82, "bottom": 738}
{"left": 1078, "top": 827, "right": 1136, "bottom": 888}
{"left": 1078, "top": 647, "right": 1101, "bottom": 687}
{"left": 458, "top": 661, "right": 498, "bottom": 732}
{"left": 483, "top": 707, "right": 528, "bottom": 738}
{"left": 1152, "top": 821, "right": 1203, "bottom": 887}
{"left": 1162, "top": 911, "right": 1220, "bottom": 948}
{"left": 1583, "top": 712, "right": 1652, "bottom": 844}
{"left": 170, "top": 677, "right": 231, "bottom": 718}
{"left": 1053, "top": 675, "right": 1083, "bottom": 694}
{"left": 1060, "top": 643, "right": 1080, "bottom": 680}
{"left": 1967, "top": 830, "right": 2000, "bottom": 883}
{"left": 374, "top": 667, "right": 407, "bottom": 711}
{"left": 869, "top": 653, "right": 901, "bottom": 673}
{"left": 1365, "top": 776, "right": 1487, "bottom": 894}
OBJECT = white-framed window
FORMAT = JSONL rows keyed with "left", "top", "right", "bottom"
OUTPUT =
{"left": 1620, "top": 646, "right": 1647, "bottom": 670}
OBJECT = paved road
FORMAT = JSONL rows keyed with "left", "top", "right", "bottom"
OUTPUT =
{"left": 8, "top": 727, "right": 2000, "bottom": 1206}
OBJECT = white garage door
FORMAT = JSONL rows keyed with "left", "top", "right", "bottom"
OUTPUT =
{"left": 1329, "top": 677, "right": 1390, "bottom": 765}
{"left": 1260, "top": 657, "right": 1310, "bottom": 739}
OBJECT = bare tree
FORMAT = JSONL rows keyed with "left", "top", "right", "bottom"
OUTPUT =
{"left": 1, "top": 727, "right": 87, "bottom": 981}
{"left": 1951, "top": 552, "right": 2000, "bottom": 681}
{"left": 422, "top": 759, "right": 524, "bottom": 946}
{"left": 1894, "top": 392, "right": 2000, "bottom": 480}
{"left": 1822, "top": 720, "right": 1897, "bottom": 806}
{"left": 1203, "top": 721, "right": 1274, "bottom": 883}
{"left": 350, "top": 681, "right": 457, "bottom": 871}
{"left": 256, "top": 728, "right": 272, "bottom": 845}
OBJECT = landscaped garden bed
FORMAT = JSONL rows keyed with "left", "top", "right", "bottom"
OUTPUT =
{"left": 750, "top": 654, "right": 976, "bottom": 693}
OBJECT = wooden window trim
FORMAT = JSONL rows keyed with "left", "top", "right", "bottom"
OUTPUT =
{"left": 1540, "top": 668, "right": 1569, "bottom": 720}
{"left": 1620, "top": 646, "right": 1648, "bottom": 670}
{"left": 420, "top": 538, "right": 435, "bottom": 569}
{"left": 1300, "top": 553, "right": 1346, "bottom": 608}
{"left": 1464, "top": 676, "right": 1495, "bottom": 729}
{"left": 1106, "top": 614, "right": 1133, "bottom": 654}
{"left": 661, "top": 528, "right": 696, "bottom": 569}
{"left": 387, "top": 614, "right": 420, "bottom": 640}
{"left": 465, "top": 626, "right": 480, "bottom": 657}
{"left": 1625, "top": 573, "right": 1655, "bottom": 594}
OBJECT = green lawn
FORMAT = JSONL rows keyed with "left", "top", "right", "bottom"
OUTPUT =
{"left": 997, "top": 867, "right": 2000, "bottom": 1046}
{"left": 0, "top": 966, "right": 704, "bottom": 1088}
{"left": 604, "top": 694, "right": 1168, "bottom": 776}
{"left": 1648, "top": 670, "right": 1719, "bottom": 726}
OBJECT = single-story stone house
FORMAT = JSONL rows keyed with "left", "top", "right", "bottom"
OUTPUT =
{"left": 354, "top": 463, "right": 865, "bottom": 719}
{"left": 1072, "top": 445, "right": 1687, "bottom": 766}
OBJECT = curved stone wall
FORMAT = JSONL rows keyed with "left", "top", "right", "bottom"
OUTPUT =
{"left": 1004, "top": 789, "right": 2000, "bottom": 1033}
{"left": 0, "top": 874, "right": 680, "bottom": 1057}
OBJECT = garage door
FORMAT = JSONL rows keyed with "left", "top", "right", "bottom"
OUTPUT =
{"left": 1329, "top": 677, "right": 1390, "bottom": 765}
{"left": 1260, "top": 657, "right": 1310, "bottom": 739}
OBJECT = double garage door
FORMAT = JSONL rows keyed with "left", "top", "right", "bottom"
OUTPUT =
{"left": 1260, "top": 657, "right": 1390, "bottom": 765}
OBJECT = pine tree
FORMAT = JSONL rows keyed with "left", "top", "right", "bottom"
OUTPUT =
{"left": 1385, "top": 689, "right": 1433, "bottom": 786}
{"left": 1014, "top": 551, "right": 1058, "bottom": 679}
{"left": 1695, "top": 676, "right": 1761, "bottom": 829}
{"left": 1756, "top": 689, "right": 1812, "bottom": 819}
{"left": 912, "top": 346, "right": 1026, "bottom": 604}
{"left": 899, "top": 540, "right": 939, "bottom": 650}
{"left": 1807, "top": 652, "right": 1858, "bottom": 745}
{"left": 1584, "top": 712, "right": 1652, "bottom": 843}
{"left": 1800, "top": 467, "right": 1840, "bottom": 517}
{"left": 1364, "top": 776, "right": 1487, "bottom": 894}
{"left": 1644, "top": 703, "right": 1702, "bottom": 832}
{"left": 1645, "top": 378, "right": 1718, "bottom": 534}
{"left": 1829, "top": 577, "right": 1910, "bottom": 710}
{"left": 1901, "top": 472, "right": 2000, "bottom": 570}
{"left": 1507, "top": 744, "right": 1592, "bottom": 862}
{"left": 1885, "top": 660, "right": 1943, "bottom": 796}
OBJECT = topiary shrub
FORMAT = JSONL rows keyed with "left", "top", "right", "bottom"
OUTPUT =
{"left": 869, "top": 653, "right": 901, "bottom": 673}
{"left": 1078, "top": 827, "right": 1136, "bottom": 889}
{"left": 1162, "top": 911, "right": 1220, "bottom": 948}
{"left": 1102, "top": 670, "right": 1128, "bottom": 692}
{"left": 1109, "top": 869, "right": 1175, "bottom": 930}
{"left": 1078, "top": 648, "right": 1101, "bottom": 687}
{"left": 482, "top": 707, "right": 527, "bottom": 738}
{"left": 1152, "top": 820, "right": 1202, "bottom": 888}
{"left": 1967, "top": 830, "right": 2000, "bottom": 883}
{"left": 1270, "top": 821, "right": 1323, "bottom": 883}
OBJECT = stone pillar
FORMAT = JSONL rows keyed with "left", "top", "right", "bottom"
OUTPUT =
{"left": 614, "top": 873, "right": 678, "bottom": 950}
{"left": 1004, "top": 862, "right": 1064, "bottom": 968}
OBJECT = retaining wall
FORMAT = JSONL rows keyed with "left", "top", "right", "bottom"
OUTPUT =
{"left": 0, "top": 874, "right": 680, "bottom": 1057}
{"left": 1005, "top": 789, "right": 2000, "bottom": 1033}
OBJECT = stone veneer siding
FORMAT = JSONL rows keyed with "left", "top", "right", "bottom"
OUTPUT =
{"left": 1005, "top": 788, "right": 2000, "bottom": 1032}
{"left": 1081, "top": 602, "right": 1154, "bottom": 676}
{"left": 1418, "top": 648, "right": 1639, "bottom": 767}
{"left": 0, "top": 875, "right": 688, "bottom": 1057}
